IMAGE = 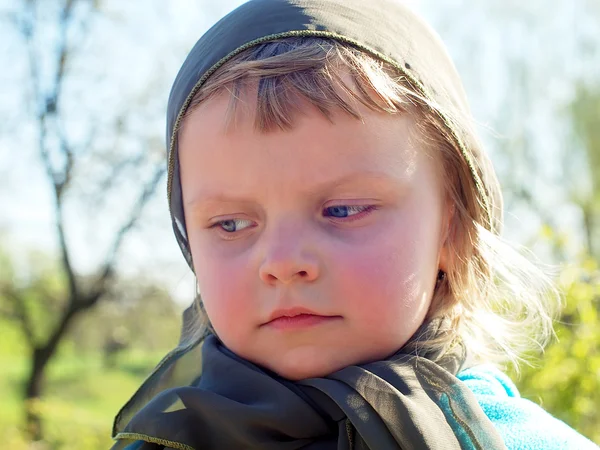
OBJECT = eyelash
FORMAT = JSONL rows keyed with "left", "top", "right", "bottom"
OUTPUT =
{"left": 210, "top": 204, "right": 377, "bottom": 234}
{"left": 323, "top": 204, "right": 376, "bottom": 221}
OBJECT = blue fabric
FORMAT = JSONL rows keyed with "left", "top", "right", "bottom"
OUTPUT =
{"left": 457, "top": 365, "right": 599, "bottom": 449}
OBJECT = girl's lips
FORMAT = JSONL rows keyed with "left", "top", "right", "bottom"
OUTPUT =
{"left": 265, "top": 314, "right": 341, "bottom": 330}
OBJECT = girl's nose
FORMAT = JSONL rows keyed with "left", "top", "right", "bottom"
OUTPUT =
{"left": 258, "top": 222, "right": 320, "bottom": 286}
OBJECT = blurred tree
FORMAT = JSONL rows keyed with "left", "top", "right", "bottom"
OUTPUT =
{"left": 0, "top": 242, "right": 183, "bottom": 449}
{"left": 69, "top": 275, "right": 182, "bottom": 356}
{"left": 1, "top": 0, "right": 165, "bottom": 440}
{"left": 422, "top": 0, "right": 600, "bottom": 260}
{"left": 511, "top": 255, "right": 600, "bottom": 444}
{"left": 566, "top": 83, "right": 600, "bottom": 259}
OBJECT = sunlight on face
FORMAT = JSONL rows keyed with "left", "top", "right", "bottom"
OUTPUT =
{"left": 178, "top": 89, "right": 449, "bottom": 380}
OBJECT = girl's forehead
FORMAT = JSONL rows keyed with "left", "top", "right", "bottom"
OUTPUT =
{"left": 181, "top": 87, "right": 420, "bottom": 167}
{"left": 178, "top": 92, "right": 435, "bottom": 208}
{"left": 184, "top": 78, "right": 417, "bottom": 145}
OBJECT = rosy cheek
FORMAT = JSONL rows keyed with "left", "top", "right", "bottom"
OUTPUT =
{"left": 195, "top": 254, "right": 253, "bottom": 326}
{"left": 335, "top": 246, "right": 401, "bottom": 300}
{"left": 331, "top": 231, "right": 424, "bottom": 317}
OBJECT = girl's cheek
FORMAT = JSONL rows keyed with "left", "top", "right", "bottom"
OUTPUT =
{"left": 195, "top": 253, "right": 253, "bottom": 312}
{"left": 331, "top": 216, "right": 412, "bottom": 277}
{"left": 335, "top": 245, "right": 410, "bottom": 300}
{"left": 331, "top": 220, "right": 431, "bottom": 304}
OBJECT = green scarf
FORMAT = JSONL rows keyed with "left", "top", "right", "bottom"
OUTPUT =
{"left": 112, "top": 313, "right": 505, "bottom": 449}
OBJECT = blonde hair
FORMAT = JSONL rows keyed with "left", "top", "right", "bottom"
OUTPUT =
{"left": 180, "top": 37, "right": 561, "bottom": 371}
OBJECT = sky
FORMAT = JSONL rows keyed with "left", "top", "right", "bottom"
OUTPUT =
{"left": 1, "top": 0, "right": 598, "bottom": 304}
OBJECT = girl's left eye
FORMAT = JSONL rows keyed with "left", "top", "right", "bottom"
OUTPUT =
{"left": 212, "top": 218, "right": 254, "bottom": 233}
{"left": 323, "top": 205, "right": 375, "bottom": 219}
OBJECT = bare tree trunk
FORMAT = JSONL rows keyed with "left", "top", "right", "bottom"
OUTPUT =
{"left": 24, "top": 349, "right": 49, "bottom": 441}
{"left": 23, "top": 306, "right": 77, "bottom": 440}
{"left": 582, "top": 205, "right": 596, "bottom": 260}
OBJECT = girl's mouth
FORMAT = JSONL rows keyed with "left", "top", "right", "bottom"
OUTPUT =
{"left": 265, "top": 313, "right": 342, "bottom": 330}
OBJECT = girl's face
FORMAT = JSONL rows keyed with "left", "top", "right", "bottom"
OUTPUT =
{"left": 179, "top": 89, "right": 450, "bottom": 380}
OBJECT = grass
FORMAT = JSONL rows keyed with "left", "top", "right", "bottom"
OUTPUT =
{"left": 0, "top": 349, "right": 166, "bottom": 449}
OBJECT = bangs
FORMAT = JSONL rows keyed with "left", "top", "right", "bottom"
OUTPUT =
{"left": 182, "top": 38, "right": 417, "bottom": 132}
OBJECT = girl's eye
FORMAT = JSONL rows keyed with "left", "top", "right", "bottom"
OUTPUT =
{"left": 323, "top": 205, "right": 374, "bottom": 219}
{"left": 213, "top": 218, "right": 254, "bottom": 233}
{"left": 212, "top": 205, "right": 375, "bottom": 235}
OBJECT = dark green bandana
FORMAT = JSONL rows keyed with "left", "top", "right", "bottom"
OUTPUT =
{"left": 112, "top": 314, "right": 506, "bottom": 449}
{"left": 165, "top": 0, "right": 501, "bottom": 271}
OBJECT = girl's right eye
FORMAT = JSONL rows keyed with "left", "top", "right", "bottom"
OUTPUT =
{"left": 211, "top": 218, "right": 254, "bottom": 233}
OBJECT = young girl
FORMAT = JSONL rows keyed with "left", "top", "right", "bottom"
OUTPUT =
{"left": 111, "top": 0, "right": 598, "bottom": 448}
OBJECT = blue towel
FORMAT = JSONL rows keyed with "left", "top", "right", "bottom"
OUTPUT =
{"left": 457, "top": 365, "right": 599, "bottom": 449}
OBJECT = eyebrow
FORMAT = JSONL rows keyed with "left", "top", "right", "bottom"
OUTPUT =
{"left": 302, "top": 171, "right": 401, "bottom": 196}
{"left": 185, "top": 171, "right": 402, "bottom": 211}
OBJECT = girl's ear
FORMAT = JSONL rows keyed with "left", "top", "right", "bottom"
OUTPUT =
{"left": 438, "top": 202, "right": 455, "bottom": 273}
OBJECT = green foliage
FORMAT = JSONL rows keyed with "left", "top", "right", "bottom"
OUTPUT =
{"left": 0, "top": 242, "right": 184, "bottom": 449}
{"left": 68, "top": 278, "right": 182, "bottom": 354}
{"left": 0, "top": 246, "right": 69, "bottom": 347}
{"left": 511, "top": 258, "right": 600, "bottom": 444}
{"left": 0, "top": 319, "right": 173, "bottom": 450}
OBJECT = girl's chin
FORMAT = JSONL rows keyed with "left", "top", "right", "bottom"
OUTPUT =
{"left": 256, "top": 353, "right": 350, "bottom": 380}
{"left": 260, "top": 351, "right": 374, "bottom": 380}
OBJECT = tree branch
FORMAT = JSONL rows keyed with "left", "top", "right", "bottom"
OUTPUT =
{"left": 2, "top": 287, "right": 36, "bottom": 347}
{"left": 20, "top": 0, "right": 87, "bottom": 302}
{"left": 98, "top": 166, "right": 166, "bottom": 286}
{"left": 52, "top": 0, "right": 76, "bottom": 103}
